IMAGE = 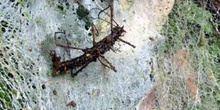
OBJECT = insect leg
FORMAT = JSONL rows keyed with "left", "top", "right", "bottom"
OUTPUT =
{"left": 110, "top": 0, "right": 113, "bottom": 34}
{"left": 98, "top": 5, "right": 110, "bottom": 19}
{"left": 98, "top": 55, "right": 117, "bottom": 72}
{"left": 54, "top": 31, "right": 86, "bottom": 51}
{"left": 118, "top": 38, "right": 136, "bottom": 48}
{"left": 71, "top": 63, "right": 90, "bottom": 77}
{"left": 93, "top": 1, "right": 118, "bottom": 26}
{"left": 110, "top": 47, "right": 116, "bottom": 53}
{"left": 89, "top": 7, "right": 118, "bottom": 26}
{"left": 56, "top": 43, "right": 86, "bottom": 51}
{"left": 91, "top": 23, "right": 99, "bottom": 45}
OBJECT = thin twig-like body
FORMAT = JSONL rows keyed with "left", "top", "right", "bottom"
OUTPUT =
{"left": 51, "top": 26, "right": 130, "bottom": 76}
{"left": 50, "top": 2, "right": 135, "bottom": 76}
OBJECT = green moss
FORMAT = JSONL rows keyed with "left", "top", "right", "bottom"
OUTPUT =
{"left": 157, "top": 0, "right": 220, "bottom": 109}
{"left": 4, "top": 95, "right": 10, "bottom": 102}
{"left": 0, "top": 82, "right": 3, "bottom": 88}
{"left": 11, "top": 89, "right": 17, "bottom": 96}
{"left": 17, "top": 0, "right": 25, "bottom": 7}
{"left": 189, "top": 105, "right": 206, "bottom": 110}
{"left": 0, "top": 67, "right": 14, "bottom": 108}
{"left": 197, "top": 31, "right": 205, "bottom": 47}
{"left": 76, "top": 5, "right": 89, "bottom": 20}
{"left": 17, "top": 0, "right": 28, "bottom": 7}
{"left": 57, "top": 5, "right": 64, "bottom": 12}
{"left": 0, "top": 91, "right": 5, "bottom": 98}
{"left": 76, "top": 4, "right": 93, "bottom": 29}
{"left": 65, "top": 2, "right": 70, "bottom": 10}
{"left": 0, "top": 86, "right": 12, "bottom": 108}
{"left": 5, "top": 101, "right": 12, "bottom": 108}
{"left": 55, "top": 4, "right": 66, "bottom": 15}
{"left": 160, "top": 1, "right": 212, "bottom": 54}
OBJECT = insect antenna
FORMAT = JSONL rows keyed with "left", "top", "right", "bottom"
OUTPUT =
{"left": 98, "top": 55, "right": 117, "bottom": 72}
{"left": 71, "top": 63, "right": 90, "bottom": 77}
{"left": 109, "top": 0, "right": 114, "bottom": 34}
{"left": 89, "top": 6, "right": 118, "bottom": 26}
{"left": 54, "top": 31, "right": 86, "bottom": 51}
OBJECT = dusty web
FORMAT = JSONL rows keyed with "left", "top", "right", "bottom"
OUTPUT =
{"left": 0, "top": 0, "right": 155, "bottom": 109}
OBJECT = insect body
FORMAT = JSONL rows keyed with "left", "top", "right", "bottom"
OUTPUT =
{"left": 50, "top": 3, "right": 135, "bottom": 76}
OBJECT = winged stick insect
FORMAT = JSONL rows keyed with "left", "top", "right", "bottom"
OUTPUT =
{"left": 50, "top": 3, "right": 135, "bottom": 76}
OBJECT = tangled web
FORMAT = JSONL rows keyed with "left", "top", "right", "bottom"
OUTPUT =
{"left": 0, "top": 0, "right": 153, "bottom": 109}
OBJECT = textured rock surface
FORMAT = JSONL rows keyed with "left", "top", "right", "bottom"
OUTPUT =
{"left": 0, "top": 0, "right": 174, "bottom": 109}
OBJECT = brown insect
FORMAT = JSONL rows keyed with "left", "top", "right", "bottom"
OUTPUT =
{"left": 50, "top": 1, "right": 135, "bottom": 76}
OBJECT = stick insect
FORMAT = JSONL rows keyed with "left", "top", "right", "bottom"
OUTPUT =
{"left": 50, "top": 1, "right": 135, "bottom": 76}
